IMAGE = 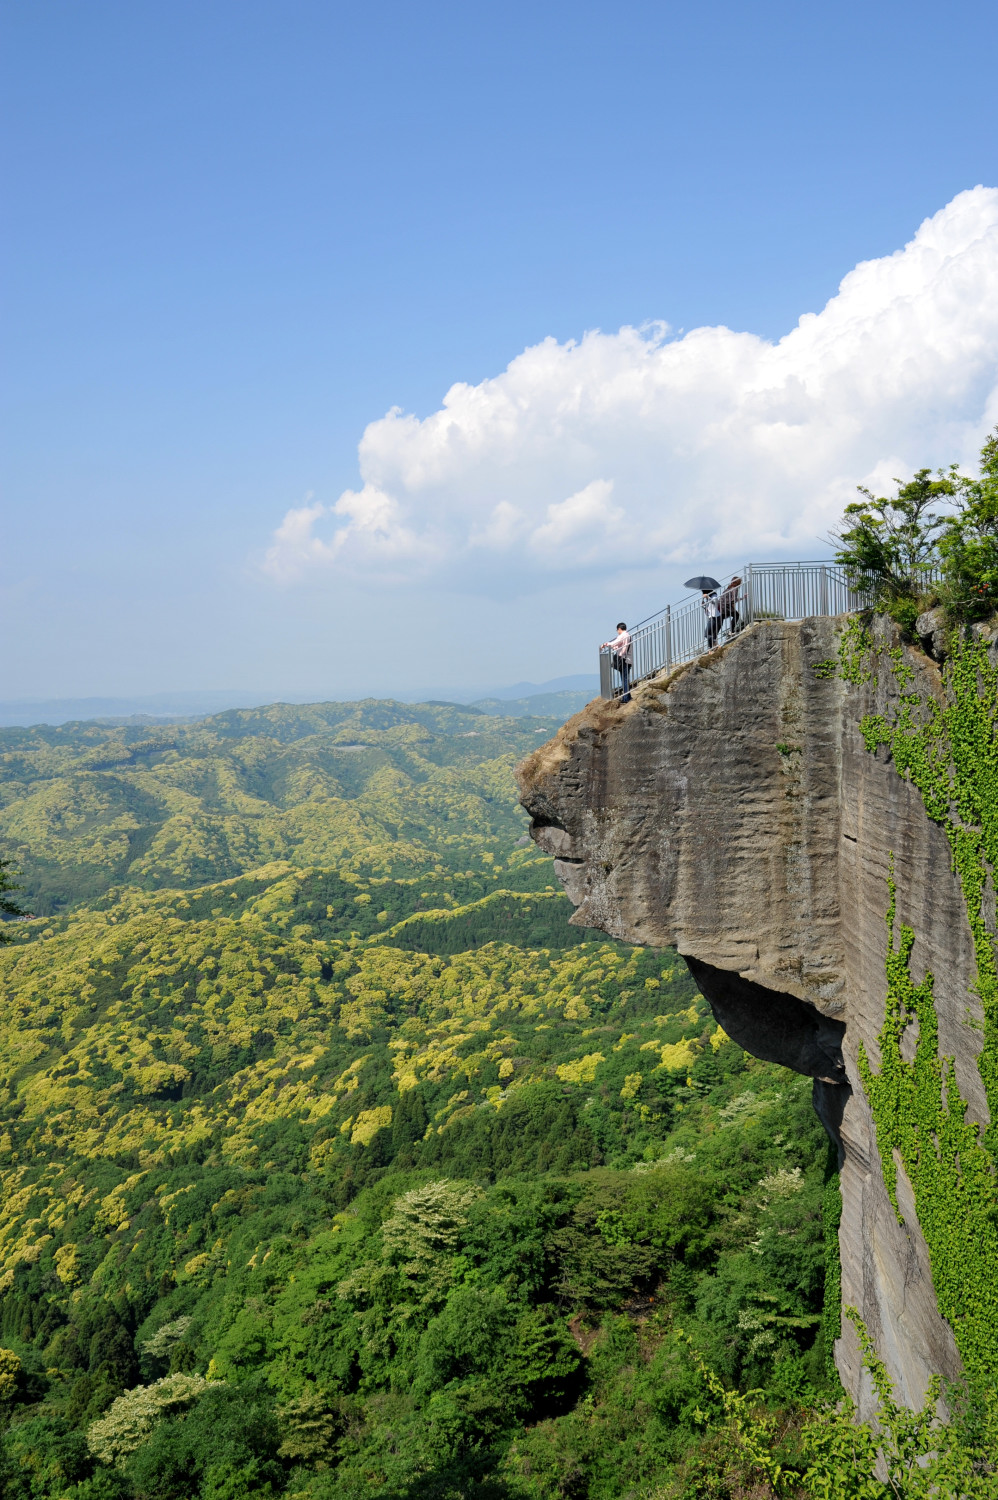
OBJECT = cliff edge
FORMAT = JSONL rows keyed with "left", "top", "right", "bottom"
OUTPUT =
{"left": 518, "top": 614, "right": 998, "bottom": 1416}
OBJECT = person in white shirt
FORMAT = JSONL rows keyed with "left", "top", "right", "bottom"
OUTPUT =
{"left": 602, "top": 622, "right": 633, "bottom": 702}
{"left": 701, "top": 589, "right": 721, "bottom": 648}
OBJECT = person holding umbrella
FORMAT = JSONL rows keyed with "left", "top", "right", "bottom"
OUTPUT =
{"left": 685, "top": 575, "right": 722, "bottom": 649}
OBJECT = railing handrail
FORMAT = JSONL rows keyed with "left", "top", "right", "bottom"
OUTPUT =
{"left": 599, "top": 560, "right": 909, "bottom": 700}
{"left": 630, "top": 560, "right": 845, "bottom": 631}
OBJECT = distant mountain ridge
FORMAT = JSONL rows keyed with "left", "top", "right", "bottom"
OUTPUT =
{"left": 0, "top": 675, "right": 599, "bottom": 728}
{"left": 470, "top": 688, "right": 596, "bottom": 717}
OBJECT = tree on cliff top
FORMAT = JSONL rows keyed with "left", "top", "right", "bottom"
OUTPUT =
{"left": 832, "top": 466, "right": 958, "bottom": 628}
{"left": 833, "top": 428, "right": 998, "bottom": 629}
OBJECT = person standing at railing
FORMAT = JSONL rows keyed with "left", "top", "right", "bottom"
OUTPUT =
{"left": 602, "top": 622, "right": 633, "bottom": 703}
{"left": 719, "top": 576, "right": 742, "bottom": 637}
{"left": 701, "top": 588, "right": 722, "bottom": 648}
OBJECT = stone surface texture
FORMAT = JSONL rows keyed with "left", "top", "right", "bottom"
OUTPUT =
{"left": 517, "top": 614, "right": 985, "bottom": 1416}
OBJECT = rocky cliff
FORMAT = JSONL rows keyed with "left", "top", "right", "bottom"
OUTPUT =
{"left": 518, "top": 613, "right": 998, "bottom": 1417}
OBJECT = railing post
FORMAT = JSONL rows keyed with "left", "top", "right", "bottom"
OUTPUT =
{"left": 599, "top": 649, "right": 613, "bottom": 700}
{"left": 665, "top": 605, "right": 672, "bottom": 673}
{"left": 819, "top": 564, "right": 828, "bottom": 616}
{"left": 744, "top": 565, "right": 753, "bottom": 626}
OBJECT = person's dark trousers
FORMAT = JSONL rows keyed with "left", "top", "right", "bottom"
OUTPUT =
{"left": 615, "top": 658, "right": 631, "bottom": 701}
{"left": 705, "top": 619, "right": 721, "bottom": 648}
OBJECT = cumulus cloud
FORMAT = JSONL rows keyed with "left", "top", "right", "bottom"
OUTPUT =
{"left": 266, "top": 187, "right": 998, "bottom": 588}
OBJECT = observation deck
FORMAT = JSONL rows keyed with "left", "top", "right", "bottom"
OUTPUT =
{"left": 599, "top": 561, "right": 870, "bottom": 699}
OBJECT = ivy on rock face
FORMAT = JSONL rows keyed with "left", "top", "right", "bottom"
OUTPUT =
{"left": 843, "top": 624, "right": 998, "bottom": 1396}
{"left": 857, "top": 872, "right": 998, "bottom": 1394}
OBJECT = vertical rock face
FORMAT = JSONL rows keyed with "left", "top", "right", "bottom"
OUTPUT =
{"left": 517, "top": 616, "right": 983, "bottom": 1414}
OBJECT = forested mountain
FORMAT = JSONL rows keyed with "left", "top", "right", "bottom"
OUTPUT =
{"left": 0, "top": 701, "right": 839, "bottom": 1499}
{"left": 0, "top": 701, "right": 559, "bottom": 914}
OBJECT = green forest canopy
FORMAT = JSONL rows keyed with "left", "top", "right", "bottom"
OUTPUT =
{"left": 0, "top": 700, "right": 844, "bottom": 1498}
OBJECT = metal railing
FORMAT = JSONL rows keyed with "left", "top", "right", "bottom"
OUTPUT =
{"left": 599, "top": 561, "right": 873, "bottom": 700}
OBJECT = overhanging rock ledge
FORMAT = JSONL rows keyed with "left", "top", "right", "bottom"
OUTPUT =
{"left": 517, "top": 615, "right": 983, "bottom": 1416}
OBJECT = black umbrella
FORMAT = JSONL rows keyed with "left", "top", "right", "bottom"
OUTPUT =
{"left": 684, "top": 575, "right": 720, "bottom": 591}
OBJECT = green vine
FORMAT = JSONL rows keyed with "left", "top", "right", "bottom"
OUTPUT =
{"left": 837, "top": 616, "right": 876, "bottom": 685}
{"left": 856, "top": 868, "right": 998, "bottom": 1392}
{"left": 859, "top": 636, "right": 998, "bottom": 1135}
{"left": 847, "top": 629, "right": 998, "bottom": 1395}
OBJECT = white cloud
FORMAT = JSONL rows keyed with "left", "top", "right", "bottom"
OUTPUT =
{"left": 266, "top": 187, "right": 998, "bottom": 588}
{"left": 527, "top": 480, "right": 622, "bottom": 565}
{"left": 263, "top": 494, "right": 325, "bottom": 581}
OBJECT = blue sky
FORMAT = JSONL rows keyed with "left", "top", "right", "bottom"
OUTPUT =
{"left": 3, "top": 0, "right": 997, "bottom": 705}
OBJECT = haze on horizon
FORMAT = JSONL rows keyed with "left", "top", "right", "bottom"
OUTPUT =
{"left": 2, "top": 0, "right": 997, "bottom": 709}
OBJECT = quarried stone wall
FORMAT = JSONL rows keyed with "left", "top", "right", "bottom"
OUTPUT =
{"left": 518, "top": 616, "right": 984, "bottom": 1414}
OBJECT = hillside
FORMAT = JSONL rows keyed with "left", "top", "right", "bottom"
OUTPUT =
{"left": 0, "top": 701, "right": 561, "bottom": 914}
{"left": 0, "top": 700, "right": 841, "bottom": 1500}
